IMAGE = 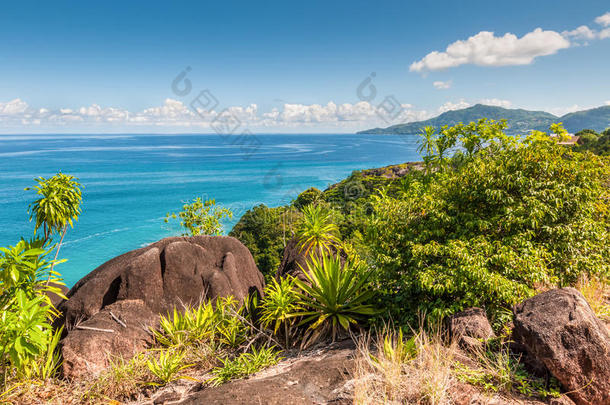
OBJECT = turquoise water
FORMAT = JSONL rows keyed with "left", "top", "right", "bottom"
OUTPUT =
{"left": 0, "top": 133, "right": 420, "bottom": 286}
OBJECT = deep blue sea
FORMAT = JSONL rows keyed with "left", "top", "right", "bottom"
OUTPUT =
{"left": 0, "top": 133, "right": 420, "bottom": 287}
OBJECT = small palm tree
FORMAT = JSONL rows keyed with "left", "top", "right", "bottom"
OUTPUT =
{"left": 295, "top": 204, "right": 340, "bottom": 257}
{"left": 26, "top": 173, "right": 83, "bottom": 281}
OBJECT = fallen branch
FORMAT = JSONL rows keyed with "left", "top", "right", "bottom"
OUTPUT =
{"left": 110, "top": 311, "right": 127, "bottom": 328}
{"left": 76, "top": 325, "right": 114, "bottom": 333}
{"left": 227, "top": 307, "right": 283, "bottom": 349}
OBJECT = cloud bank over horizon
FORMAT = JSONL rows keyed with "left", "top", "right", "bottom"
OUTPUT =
{"left": 0, "top": 97, "right": 601, "bottom": 134}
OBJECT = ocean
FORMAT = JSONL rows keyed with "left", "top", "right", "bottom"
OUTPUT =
{"left": 0, "top": 133, "right": 420, "bottom": 286}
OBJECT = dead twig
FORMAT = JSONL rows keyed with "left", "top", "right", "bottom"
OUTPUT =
{"left": 109, "top": 311, "right": 127, "bottom": 328}
{"left": 75, "top": 325, "right": 114, "bottom": 333}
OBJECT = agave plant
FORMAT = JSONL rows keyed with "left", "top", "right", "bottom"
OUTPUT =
{"left": 292, "top": 254, "right": 378, "bottom": 344}
{"left": 295, "top": 204, "right": 340, "bottom": 257}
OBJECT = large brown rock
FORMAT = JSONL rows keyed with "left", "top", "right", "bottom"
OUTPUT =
{"left": 276, "top": 237, "right": 310, "bottom": 280}
{"left": 57, "top": 236, "right": 264, "bottom": 379}
{"left": 513, "top": 288, "right": 610, "bottom": 405}
{"left": 60, "top": 299, "right": 157, "bottom": 378}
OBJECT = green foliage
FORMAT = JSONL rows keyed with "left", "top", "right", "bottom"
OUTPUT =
{"left": 292, "top": 254, "right": 378, "bottom": 343}
{"left": 26, "top": 173, "right": 83, "bottom": 242}
{"left": 359, "top": 103, "right": 610, "bottom": 135}
{"left": 165, "top": 197, "right": 233, "bottom": 236}
{"left": 455, "top": 340, "right": 560, "bottom": 398}
{"left": 208, "top": 346, "right": 282, "bottom": 386}
{"left": 359, "top": 104, "right": 559, "bottom": 134}
{"left": 229, "top": 204, "right": 300, "bottom": 280}
{"left": 294, "top": 187, "right": 323, "bottom": 210}
{"left": 146, "top": 350, "right": 193, "bottom": 386}
{"left": 153, "top": 296, "right": 248, "bottom": 350}
{"left": 575, "top": 127, "right": 610, "bottom": 156}
{"left": 367, "top": 121, "right": 610, "bottom": 323}
{"left": 22, "top": 327, "right": 63, "bottom": 381}
{"left": 295, "top": 204, "right": 340, "bottom": 257}
{"left": 371, "top": 329, "right": 417, "bottom": 366}
{"left": 260, "top": 277, "right": 300, "bottom": 346}
{"left": 0, "top": 241, "right": 65, "bottom": 378}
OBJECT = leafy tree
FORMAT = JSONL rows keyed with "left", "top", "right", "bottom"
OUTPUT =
{"left": 26, "top": 173, "right": 82, "bottom": 278}
{"left": 367, "top": 123, "right": 610, "bottom": 324}
{"left": 165, "top": 198, "right": 233, "bottom": 236}
{"left": 576, "top": 127, "right": 610, "bottom": 156}
{"left": 293, "top": 187, "right": 322, "bottom": 210}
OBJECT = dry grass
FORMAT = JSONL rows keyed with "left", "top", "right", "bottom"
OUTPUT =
{"left": 353, "top": 326, "right": 457, "bottom": 405}
{"left": 1, "top": 344, "right": 219, "bottom": 405}
{"left": 577, "top": 276, "right": 610, "bottom": 321}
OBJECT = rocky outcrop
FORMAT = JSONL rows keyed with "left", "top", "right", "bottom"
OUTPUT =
{"left": 177, "top": 340, "right": 355, "bottom": 405}
{"left": 449, "top": 381, "right": 576, "bottom": 405}
{"left": 60, "top": 299, "right": 157, "bottom": 379}
{"left": 448, "top": 307, "right": 495, "bottom": 350}
{"left": 513, "top": 288, "right": 610, "bottom": 405}
{"left": 276, "top": 237, "right": 310, "bottom": 280}
{"left": 57, "top": 236, "right": 265, "bottom": 379}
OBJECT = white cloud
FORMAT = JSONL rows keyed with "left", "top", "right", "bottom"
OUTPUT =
{"left": 0, "top": 98, "right": 29, "bottom": 115}
{"left": 410, "top": 28, "right": 570, "bottom": 73}
{"left": 436, "top": 98, "right": 512, "bottom": 114}
{"left": 437, "top": 99, "right": 471, "bottom": 113}
{"left": 479, "top": 98, "right": 512, "bottom": 108}
{"left": 545, "top": 104, "right": 583, "bottom": 117}
{"left": 411, "top": 13, "right": 610, "bottom": 73}
{"left": 605, "top": 101, "right": 610, "bottom": 106}
{"left": 595, "top": 12, "right": 610, "bottom": 27}
{"left": 432, "top": 80, "right": 452, "bottom": 90}
{"left": 5, "top": 97, "right": 602, "bottom": 133}
{"left": 562, "top": 25, "right": 596, "bottom": 40}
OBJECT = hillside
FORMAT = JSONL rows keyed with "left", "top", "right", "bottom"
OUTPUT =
{"left": 561, "top": 105, "right": 610, "bottom": 133}
{"left": 358, "top": 104, "right": 610, "bottom": 134}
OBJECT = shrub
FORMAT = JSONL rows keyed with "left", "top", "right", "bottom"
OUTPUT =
{"left": 454, "top": 337, "right": 560, "bottom": 398}
{"left": 293, "top": 187, "right": 323, "bottom": 210}
{"left": 293, "top": 254, "right": 378, "bottom": 344}
{"left": 229, "top": 204, "right": 300, "bottom": 280}
{"left": 153, "top": 296, "right": 249, "bottom": 350}
{"left": 0, "top": 241, "right": 65, "bottom": 379}
{"left": 260, "top": 276, "right": 300, "bottom": 347}
{"left": 146, "top": 349, "right": 193, "bottom": 386}
{"left": 367, "top": 122, "right": 610, "bottom": 323}
{"left": 165, "top": 197, "right": 232, "bottom": 236}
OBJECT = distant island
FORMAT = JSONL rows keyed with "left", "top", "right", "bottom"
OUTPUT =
{"left": 358, "top": 104, "right": 610, "bottom": 134}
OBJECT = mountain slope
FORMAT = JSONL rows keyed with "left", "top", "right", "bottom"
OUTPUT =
{"left": 358, "top": 104, "right": 610, "bottom": 134}
{"left": 560, "top": 106, "right": 610, "bottom": 133}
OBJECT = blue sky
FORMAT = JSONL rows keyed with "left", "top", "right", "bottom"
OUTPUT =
{"left": 1, "top": 0, "right": 609, "bottom": 133}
